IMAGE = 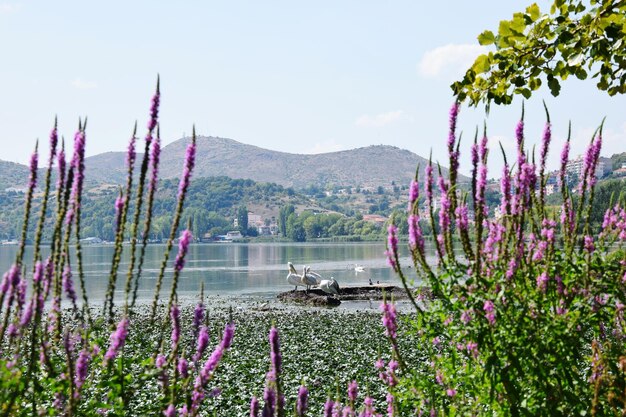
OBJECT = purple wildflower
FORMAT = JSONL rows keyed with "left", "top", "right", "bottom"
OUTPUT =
{"left": 446, "top": 388, "right": 457, "bottom": 397}
{"left": 483, "top": 300, "right": 496, "bottom": 325}
{"left": 177, "top": 357, "right": 189, "bottom": 378}
{"left": 163, "top": 405, "right": 176, "bottom": 417}
{"left": 323, "top": 399, "right": 334, "bottom": 417}
{"left": 194, "top": 325, "right": 209, "bottom": 362}
{"left": 115, "top": 195, "right": 125, "bottom": 227}
{"left": 74, "top": 347, "right": 91, "bottom": 395}
{"left": 156, "top": 354, "right": 166, "bottom": 368}
{"left": 479, "top": 134, "right": 488, "bottom": 163}
{"left": 148, "top": 84, "right": 161, "bottom": 133}
{"left": 250, "top": 396, "right": 260, "bottom": 417}
{"left": 385, "top": 224, "right": 399, "bottom": 271}
{"left": 104, "top": 317, "right": 129, "bottom": 363}
{"left": 455, "top": 203, "right": 469, "bottom": 231}
{"left": 386, "top": 392, "right": 395, "bottom": 417}
{"left": 539, "top": 121, "right": 551, "bottom": 174}
{"left": 62, "top": 265, "right": 77, "bottom": 309}
{"left": 126, "top": 135, "right": 136, "bottom": 171}
{"left": 425, "top": 163, "right": 433, "bottom": 204}
{"left": 348, "top": 380, "right": 358, "bottom": 404}
{"left": 178, "top": 140, "right": 196, "bottom": 201}
{"left": 409, "top": 180, "right": 419, "bottom": 205}
{"left": 174, "top": 229, "right": 193, "bottom": 273}
{"left": 171, "top": 304, "right": 181, "bottom": 348}
{"left": 476, "top": 164, "right": 487, "bottom": 214}
{"left": 461, "top": 309, "right": 472, "bottom": 324}
{"left": 381, "top": 300, "right": 398, "bottom": 346}
{"left": 269, "top": 326, "right": 282, "bottom": 375}
{"left": 296, "top": 385, "right": 309, "bottom": 416}
{"left": 408, "top": 214, "right": 424, "bottom": 253}
{"left": 537, "top": 272, "right": 549, "bottom": 293}
{"left": 438, "top": 177, "right": 450, "bottom": 233}
{"left": 57, "top": 145, "right": 66, "bottom": 192}
{"left": 28, "top": 146, "right": 39, "bottom": 194}
{"left": 193, "top": 301, "right": 205, "bottom": 331}
{"left": 448, "top": 102, "right": 460, "bottom": 175}
{"left": 500, "top": 163, "right": 511, "bottom": 216}
{"left": 149, "top": 136, "right": 161, "bottom": 196}
{"left": 559, "top": 139, "right": 570, "bottom": 186}
{"left": 70, "top": 129, "right": 86, "bottom": 206}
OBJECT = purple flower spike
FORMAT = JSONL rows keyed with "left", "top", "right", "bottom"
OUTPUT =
{"left": 74, "top": 346, "right": 91, "bottom": 396}
{"left": 57, "top": 146, "right": 66, "bottom": 191}
{"left": 28, "top": 146, "right": 39, "bottom": 194}
{"left": 193, "top": 301, "right": 205, "bottom": 331}
{"left": 63, "top": 265, "right": 77, "bottom": 308}
{"left": 409, "top": 180, "right": 419, "bottom": 204}
{"left": 104, "top": 317, "right": 129, "bottom": 363}
{"left": 348, "top": 380, "right": 358, "bottom": 403}
{"left": 381, "top": 300, "right": 398, "bottom": 346}
{"left": 250, "top": 396, "right": 259, "bottom": 417}
{"left": 178, "top": 140, "right": 196, "bottom": 201}
{"left": 425, "top": 164, "right": 434, "bottom": 204}
{"left": 49, "top": 124, "right": 58, "bottom": 164}
{"left": 126, "top": 135, "right": 136, "bottom": 170}
{"left": 408, "top": 214, "right": 424, "bottom": 253}
{"left": 540, "top": 121, "right": 551, "bottom": 172}
{"left": 163, "top": 404, "right": 175, "bottom": 417}
{"left": 385, "top": 224, "right": 399, "bottom": 271}
{"left": 149, "top": 136, "right": 161, "bottom": 193}
{"left": 148, "top": 84, "right": 161, "bottom": 133}
{"left": 500, "top": 164, "right": 511, "bottom": 215}
{"left": 194, "top": 325, "right": 209, "bottom": 362}
{"left": 114, "top": 195, "right": 125, "bottom": 227}
{"left": 269, "top": 327, "right": 282, "bottom": 374}
{"left": 170, "top": 304, "right": 181, "bottom": 348}
{"left": 296, "top": 385, "right": 309, "bottom": 416}
{"left": 455, "top": 204, "right": 469, "bottom": 231}
{"left": 177, "top": 357, "right": 189, "bottom": 378}
{"left": 323, "top": 399, "right": 334, "bottom": 417}
{"left": 174, "top": 229, "right": 193, "bottom": 273}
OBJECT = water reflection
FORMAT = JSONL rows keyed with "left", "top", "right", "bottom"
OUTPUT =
{"left": 0, "top": 242, "right": 416, "bottom": 300}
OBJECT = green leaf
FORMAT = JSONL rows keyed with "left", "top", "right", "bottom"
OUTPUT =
{"left": 478, "top": 30, "right": 495, "bottom": 46}
{"left": 472, "top": 54, "right": 492, "bottom": 74}
{"left": 548, "top": 77, "right": 561, "bottom": 96}
{"left": 526, "top": 3, "right": 541, "bottom": 22}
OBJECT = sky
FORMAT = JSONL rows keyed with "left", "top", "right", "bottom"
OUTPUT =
{"left": 1, "top": 1, "right": 625, "bottom": 179}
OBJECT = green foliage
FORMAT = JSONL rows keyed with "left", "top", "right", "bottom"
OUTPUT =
{"left": 388, "top": 107, "right": 626, "bottom": 415}
{"left": 453, "top": 1, "right": 626, "bottom": 105}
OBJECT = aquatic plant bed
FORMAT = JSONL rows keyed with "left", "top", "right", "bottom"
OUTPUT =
{"left": 22, "top": 302, "right": 421, "bottom": 416}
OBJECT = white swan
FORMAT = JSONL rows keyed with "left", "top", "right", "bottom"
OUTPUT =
{"left": 301, "top": 266, "right": 318, "bottom": 293}
{"left": 319, "top": 277, "right": 340, "bottom": 296}
{"left": 354, "top": 264, "right": 365, "bottom": 273}
{"left": 286, "top": 262, "right": 306, "bottom": 291}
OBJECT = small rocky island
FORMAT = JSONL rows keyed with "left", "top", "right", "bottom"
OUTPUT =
{"left": 277, "top": 284, "right": 416, "bottom": 307}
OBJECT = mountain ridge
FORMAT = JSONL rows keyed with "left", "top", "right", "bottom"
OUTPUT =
{"left": 1, "top": 136, "right": 454, "bottom": 190}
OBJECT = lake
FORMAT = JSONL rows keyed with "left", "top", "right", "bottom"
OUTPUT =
{"left": 0, "top": 242, "right": 420, "bottom": 301}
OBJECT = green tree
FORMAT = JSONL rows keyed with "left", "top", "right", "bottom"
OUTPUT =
{"left": 453, "top": 1, "right": 626, "bottom": 106}
{"left": 237, "top": 205, "right": 248, "bottom": 236}
{"left": 278, "top": 204, "right": 295, "bottom": 237}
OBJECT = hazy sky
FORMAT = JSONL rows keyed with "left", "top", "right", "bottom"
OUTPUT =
{"left": 1, "top": 1, "right": 625, "bottom": 178}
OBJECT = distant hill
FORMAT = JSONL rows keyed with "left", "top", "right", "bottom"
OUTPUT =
{"left": 84, "top": 136, "right": 452, "bottom": 189}
{"left": 0, "top": 160, "right": 30, "bottom": 191}
{"left": 0, "top": 136, "right": 460, "bottom": 191}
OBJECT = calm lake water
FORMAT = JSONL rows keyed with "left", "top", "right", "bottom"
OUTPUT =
{"left": 0, "top": 242, "right": 420, "bottom": 301}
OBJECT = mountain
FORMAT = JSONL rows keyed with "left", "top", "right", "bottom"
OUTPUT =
{"left": 85, "top": 136, "right": 449, "bottom": 189}
{"left": 1, "top": 136, "right": 459, "bottom": 190}
{"left": 0, "top": 160, "right": 30, "bottom": 191}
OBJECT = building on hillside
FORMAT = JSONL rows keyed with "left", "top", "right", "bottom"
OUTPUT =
{"left": 566, "top": 155, "right": 612, "bottom": 180}
{"left": 362, "top": 214, "right": 388, "bottom": 226}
